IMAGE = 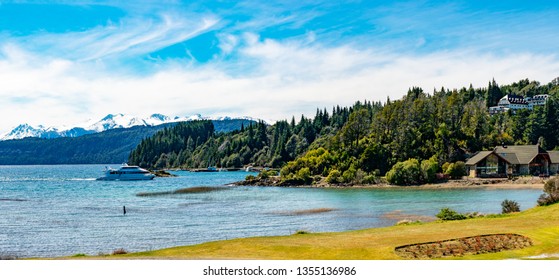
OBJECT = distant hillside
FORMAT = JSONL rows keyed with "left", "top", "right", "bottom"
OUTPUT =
{"left": 0, "top": 119, "right": 255, "bottom": 165}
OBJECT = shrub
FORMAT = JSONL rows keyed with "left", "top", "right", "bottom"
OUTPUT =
{"left": 342, "top": 167, "right": 357, "bottom": 183}
{"left": 296, "top": 167, "right": 312, "bottom": 185}
{"left": 257, "top": 169, "right": 278, "bottom": 180}
{"left": 294, "top": 230, "right": 310, "bottom": 235}
{"left": 442, "top": 162, "right": 451, "bottom": 174}
{"left": 501, "top": 199, "right": 521, "bottom": 213}
{"left": 112, "top": 248, "right": 128, "bottom": 255}
{"left": 326, "top": 169, "right": 342, "bottom": 184}
{"left": 443, "top": 161, "right": 467, "bottom": 179}
{"left": 362, "top": 174, "right": 377, "bottom": 184}
{"left": 386, "top": 158, "right": 421, "bottom": 185}
{"left": 421, "top": 156, "right": 439, "bottom": 183}
{"left": 258, "top": 171, "right": 270, "bottom": 179}
{"left": 245, "top": 174, "right": 256, "bottom": 181}
{"left": 280, "top": 148, "right": 334, "bottom": 180}
{"left": 436, "top": 208, "right": 467, "bottom": 221}
{"left": 537, "top": 178, "right": 559, "bottom": 206}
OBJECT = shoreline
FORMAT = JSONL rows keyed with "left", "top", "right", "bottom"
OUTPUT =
{"left": 234, "top": 176, "right": 548, "bottom": 190}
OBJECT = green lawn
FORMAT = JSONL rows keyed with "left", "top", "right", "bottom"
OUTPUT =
{"left": 74, "top": 203, "right": 559, "bottom": 260}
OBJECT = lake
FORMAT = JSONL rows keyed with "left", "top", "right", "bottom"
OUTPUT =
{"left": 0, "top": 164, "right": 543, "bottom": 258}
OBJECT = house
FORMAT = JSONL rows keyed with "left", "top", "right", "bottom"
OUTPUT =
{"left": 488, "top": 94, "right": 549, "bottom": 115}
{"left": 465, "top": 145, "right": 559, "bottom": 177}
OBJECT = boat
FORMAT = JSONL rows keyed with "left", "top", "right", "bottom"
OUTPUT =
{"left": 97, "top": 164, "right": 155, "bottom": 181}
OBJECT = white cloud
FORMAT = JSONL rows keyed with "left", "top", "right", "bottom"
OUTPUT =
{"left": 1, "top": 35, "right": 559, "bottom": 134}
{"left": 217, "top": 33, "right": 239, "bottom": 55}
{"left": 15, "top": 12, "right": 219, "bottom": 61}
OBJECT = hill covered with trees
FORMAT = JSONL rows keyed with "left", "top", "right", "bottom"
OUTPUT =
{"left": 128, "top": 78, "right": 559, "bottom": 185}
{"left": 0, "top": 125, "right": 167, "bottom": 165}
{"left": 0, "top": 119, "right": 255, "bottom": 165}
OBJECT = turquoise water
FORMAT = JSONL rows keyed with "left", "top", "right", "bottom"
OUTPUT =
{"left": 0, "top": 165, "right": 542, "bottom": 258}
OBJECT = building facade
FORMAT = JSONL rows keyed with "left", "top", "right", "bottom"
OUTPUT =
{"left": 465, "top": 145, "right": 559, "bottom": 177}
{"left": 488, "top": 94, "right": 549, "bottom": 115}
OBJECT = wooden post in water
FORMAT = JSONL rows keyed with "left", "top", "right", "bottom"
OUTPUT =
{"left": 123, "top": 206, "right": 126, "bottom": 215}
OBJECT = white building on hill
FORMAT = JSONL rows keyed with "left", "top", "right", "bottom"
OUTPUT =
{"left": 489, "top": 94, "right": 548, "bottom": 115}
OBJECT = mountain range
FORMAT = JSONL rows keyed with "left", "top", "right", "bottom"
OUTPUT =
{"left": 1, "top": 113, "right": 266, "bottom": 140}
{"left": 0, "top": 118, "right": 258, "bottom": 165}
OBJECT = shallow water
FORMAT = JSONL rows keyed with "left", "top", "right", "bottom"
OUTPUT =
{"left": 0, "top": 165, "right": 542, "bottom": 258}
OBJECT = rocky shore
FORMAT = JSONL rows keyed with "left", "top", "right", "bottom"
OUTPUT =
{"left": 233, "top": 175, "right": 548, "bottom": 190}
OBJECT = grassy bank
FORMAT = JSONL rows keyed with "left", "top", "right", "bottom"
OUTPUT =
{"left": 74, "top": 203, "right": 559, "bottom": 260}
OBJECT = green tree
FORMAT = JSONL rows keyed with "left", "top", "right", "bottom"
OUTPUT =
{"left": 340, "top": 108, "right": 371, "bottom": 149}
{"left": 386, "top": 158, "right": 421, "bottom": 185}
{"left": 538, "top": 178, "right": 559, "bottom": 206}
{"left": 420, "top": 156, "right": 439, "bottom": 183}
{"left": 443, "top": 161, "right": 467, "bottom": 179}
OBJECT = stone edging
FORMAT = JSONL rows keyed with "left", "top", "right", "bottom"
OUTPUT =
{"left": 395, "top": 233, "right": 533, "bottom": 259}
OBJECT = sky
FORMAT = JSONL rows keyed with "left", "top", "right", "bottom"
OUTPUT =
{"left": 1, "top": 0, "right": 559, "bottom": 133}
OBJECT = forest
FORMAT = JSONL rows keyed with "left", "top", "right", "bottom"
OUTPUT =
{"left": 128, "top": 78, "right": 559, "bottom": 185}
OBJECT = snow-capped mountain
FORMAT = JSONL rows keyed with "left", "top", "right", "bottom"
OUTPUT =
{"left": 1, "top": 113, "right": 267, "bottom": 140}
{"left": 83, "top": 113, "right": 166, "bottom": 132}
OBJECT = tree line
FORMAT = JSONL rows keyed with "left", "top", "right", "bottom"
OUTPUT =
{"left": 128, "top": 78, "right": 559, "bottom": 185}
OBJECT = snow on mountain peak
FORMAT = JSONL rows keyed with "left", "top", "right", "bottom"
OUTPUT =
{"left": 1, "top": 113, "right": 266, "bottom": 140}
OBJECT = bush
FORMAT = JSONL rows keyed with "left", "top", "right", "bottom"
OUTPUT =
{"left": 296, "top": 167, "right": 312, "bottom": 184}
{"left": 280, "top": 148, "right": 334, "bottom": 180}
{"left": 112, "top": 248, "right": 128, "bottom": 255}
{"left": 443, "top": 161, "right": 467, "bottom": 179}
{"left": 421, "top": 156, "right": 439, "bottom": 183}
{"left": 245, "top": 174, "right": 256, "bottom": 181}
{"left": 342, "top": 167, "right": 357, "bottom": 183}
{"left": 387, "top": 157, "right": 442, "bottom": 185}
{"left": 362, "top": 174, "right": 376, "bottom": 184}
{"left": 442, "top": 162, "right": 451, "bottom": 174}
{"left": 537, "top": 178, "right": 559, "bottom": 206}
{"left": 326, "top": 169, "right": 342, "bottom": 184}
{"left": 436, "top": 208, "right": 467, "bottom": 220}
{"left": 501, "top": 199, "right": 520, "bottom": 213}
{"left": 257, "top": 169, "right": 278, "bottom": 179}
{"left": 386, "top": 158, "right": 421, "bottom": 185}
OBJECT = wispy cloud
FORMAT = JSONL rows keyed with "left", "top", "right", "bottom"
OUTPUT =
{"left": 2, "top": 34, "right": 559, "bottom": 133}
{"left": 12, "top": 12, "right": 219, "bottom": 62}
{"left": 1, "top": 1, "right": 559, "bottom": 133}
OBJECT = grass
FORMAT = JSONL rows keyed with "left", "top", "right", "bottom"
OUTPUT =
{"left": 73, "top": 203, "right": 559, "bottom": 260}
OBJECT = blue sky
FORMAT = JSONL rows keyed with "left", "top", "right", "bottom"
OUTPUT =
{"left": 1, "top": 0, "right": 559, "bottom": 132}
